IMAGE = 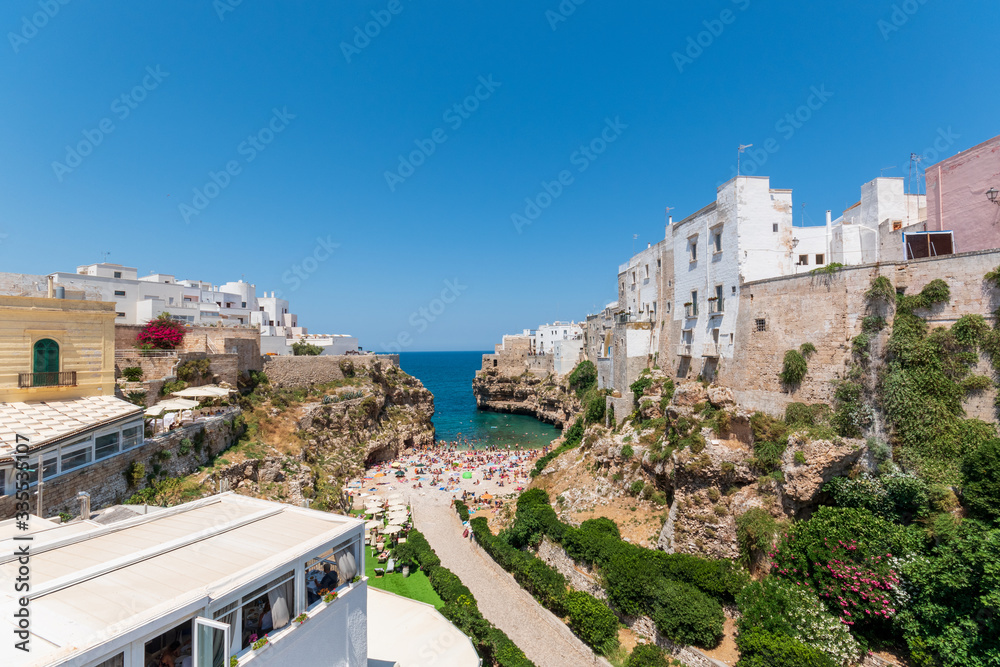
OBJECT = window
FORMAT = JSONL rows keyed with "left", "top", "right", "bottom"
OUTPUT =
{"left": 657, "top": 258, "right": 661, "bottom": 268}
{"left": 644, "top": 264, "right": 649, "bottom": 279}
{"left": 772, "top": 223, "right": 779, "bottom": 232}
{"left": 33, "top": 338, "right": 59, "bottom": 382}
{"left": 715, "top": 285, "right": 724, "bottom": 301}
{"left": 690, "top": 240, "right": 698, "bottom": 262}
{"left": 666, "top": 302, "right": 671, "bottom": 313}
{"left": 116, "top": 312, "right": 126, "bottom": 318}
{"left": 26, "top": 451, "right": 58, "bottom": 485}
{"left": 631, "top": 271, "right": 636, "bottom": 285}
{"left": 114, "top": 290, "right": 126, "bottom": 297}
{"left": 241, "top": 302, "right": 247, "bottom": 308}
{"left": 0, "top": 469, "right": 5, "bottom": 496}
{"left": 755, "top": 318, "right": 767, "bottom": 332}
{"left": 61, "top": 443, "right": 92, "bottom": 472}
{"left": 798, "top": 255, "right": 809, "bottom": 266}
{"left": 239, "top": 570, "right": 296, "bottom": 648}
{"left": 113, "top": 271, "right": 122, "bottom": 279}
{"left": 713, "top": 231, "right": 722, "bottom": 253}
{"left": 95, "top": 432, "right": 120, "bottom": 459}
{"left": 122, "top": 425, "right": 142, "bottom": 450}
{"left": 892, "top": 220, "right": 903, "bottom": 231}
{"left": 732, "top": 286, "right": 737, "bottom": 295}
{"left": 815, "top": 254, "right": 825, "bottom": 265}
{"left": 93, "top": 651, "right": 125, "bottom": 667}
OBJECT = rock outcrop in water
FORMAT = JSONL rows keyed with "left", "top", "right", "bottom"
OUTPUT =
{"left": 472, "top": 367, "right": 581, "bottom": 428}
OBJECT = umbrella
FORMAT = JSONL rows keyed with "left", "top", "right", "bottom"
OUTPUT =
{"left": 462, "top": 472, "right": 472, "bottom": 479}
{"left": 365, "top": 520, "right": 382, "bottom": 530}
{"left": 380, "top": 524, "right": 403, "bottom": 534}
{"left": 170, "top": 385, "right": 233, "bottom": 398}
{"left": 388, "top": 503, "right": 407, "bottom": 511}
{"left": 374, "top": 473, "right": 385, "bottom": 478}
{"left": 387, "top": 493, "right": 403, "bottom": 501}
{"left": 364, "top": 508, "right": 382, "bottom": 515}
{"left": 481, "top": 493, "right": 494, "bottom": 501}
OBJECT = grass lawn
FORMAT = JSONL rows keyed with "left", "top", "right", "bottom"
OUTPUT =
{"left": 365, "top": 546, "right": 444, "bottom": 610}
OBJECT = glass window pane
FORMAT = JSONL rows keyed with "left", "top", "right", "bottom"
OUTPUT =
{"left": 95, "top": 433, "right": 120, "bottom": 459}
{"left": 61, "top": 447, "right": 92, "bottom": 472}
{"left": 122, "top": 426, "right": 141, "bottom": 450}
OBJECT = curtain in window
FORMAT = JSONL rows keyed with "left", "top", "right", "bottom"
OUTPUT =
{"left": 267, "top": 578, "right": 294, "bottom": 630}
{"left": 337, "top": 548, "right": 358, "bottom": 582}
{"left": 94, "top": 653, "right": 124, "bottom": 667}
{"left": 213, "top": 602, "right": 239, "bottom": 664}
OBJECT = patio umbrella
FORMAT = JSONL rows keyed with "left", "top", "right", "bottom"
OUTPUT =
{"left": 462, "top": 472, "right": 472, "bottom": 479}
{"left": 373, "top": 473, "right": 385, "bottom": 478}
{"left": 380, "top": 524, "right": 403, "bottom": 534}
{"left": 170, "top": 385, "right": 233, "bottom": 398}
{"left": 365, "top": 520, "right": 382, "bottom": 530}
{"left": 387, "top": 493, "right": 403, "bottom": 501}
{"left": 364, "top": 508, "right": 382, "bottom": 515}
{"left": 481, "top": 493, "right": 494, "bottom": 501}
{"left": 388, "top": 503, "right": 407, "bottom": 511}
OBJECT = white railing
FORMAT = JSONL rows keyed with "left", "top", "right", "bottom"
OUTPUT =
{"left": 702, "top": 343, "right": 721, "bottom": 357}
{"left": 677, "top": 343, "right": 693, "bottom": 357}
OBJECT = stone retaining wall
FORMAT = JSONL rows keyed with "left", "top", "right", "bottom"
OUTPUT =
{"left": 0, "top": 410, "right": 243, "bottom": 520}
{"left": 262, "top": 354, "right": 399, "bottom": 388}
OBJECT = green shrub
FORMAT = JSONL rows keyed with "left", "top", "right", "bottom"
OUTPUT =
{"left": 793, "top": 450, "right": 806, "bottom": 465}
{"left": 862, "top": 315, "right": 886, "bottom": 333}
{"left": 624, "top": 644, "right": 670, "bottom": 667}
{"left": 630, "top": 375, "right": 654, "bottom": 403}
{"left": 960, "top": 374, "right": 992, "bottom": 393}
{"left": 621, "top": 444, "right": 634, "bottom": 459}
{"left": 455, "top": 500, "right": 470, "bottom": 523}
{"left": 565, "top": 591, "right": 619, "bottom": 655}
{"left": 961, "top": 437, "right": 1000, "bottom": 520}
{"left": 735, "top": 629, "right": 838, "bottom": 667}
{"left": 339, "top": 359, "right": 356, "bottom": 377}
{"left": 629, "top": 480, "right": 645, "bottom": 496}
{"left": 736, "top": 508, "right": 776, "bottom": 567}
{"left": 121, "top": 366, "right": 144, "bottom": 381}
{"left": 649, "top": 579, "right": 724, "bottom": 647}
{"left": 291, "top": 339, "right": 323, "bottom": 355}
{"left": 123, "top": 461, "right": 145, "bottom": 489}
{"left": 176, "top": 358, "right": 211, "bottom": 381}
{"left": 585, "top": 392, "right": 606, "bottom": 424}
{"left": 779, "top": 349, "right": 808, "bottom": 385}
{"left": 737, "top": 577, "right": 860, "bottom": 665}
{"left": 865, "top": 275, "right": 895, "bottom": 303}
{"left": 568, "top": 360, "right": 598, "bottom": 397}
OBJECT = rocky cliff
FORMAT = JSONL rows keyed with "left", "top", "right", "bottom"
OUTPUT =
{"left": 531, "top": 371, "right": 870, "bottom": 560}
{"left": 150, "top": 359, "right": 435, "bottom": 510}
{"left": 472, "top": 367, "right": 581, "bottom": 428}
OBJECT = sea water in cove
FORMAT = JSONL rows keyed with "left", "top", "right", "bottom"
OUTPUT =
{"left": 398, "top": 351, "right": 560, "bottom": 450}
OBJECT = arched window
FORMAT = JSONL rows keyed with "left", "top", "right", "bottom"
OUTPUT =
{"left": 33, "top": 339, "right": 60, "bottom": 385}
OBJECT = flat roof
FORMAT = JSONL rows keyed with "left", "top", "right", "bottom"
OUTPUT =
{"left": 0, "top": 396, "right": 143, "bottom": 460}
{"left": 367, "top": 589, "right": 480, "bottom": 667}
{"left": 0, "top": 494, "right": 363, "bottom": 667}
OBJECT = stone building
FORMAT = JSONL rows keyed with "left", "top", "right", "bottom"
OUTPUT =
{"left": 0, "top": 292, "right": 144, "bottom": 505}
{"left": 924, "top": 133, "right": 1000, "bottom": 256}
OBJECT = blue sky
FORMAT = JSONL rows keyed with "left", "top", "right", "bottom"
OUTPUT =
{"left": 1, "top": 1, "right": 997, "bottom": 351}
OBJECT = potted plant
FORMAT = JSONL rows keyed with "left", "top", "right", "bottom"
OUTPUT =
{"left": 293, "top": 613, "right": 308, "bottom": 624}
{"left": 250, "top": 634, "right": 269, "bottom": 651}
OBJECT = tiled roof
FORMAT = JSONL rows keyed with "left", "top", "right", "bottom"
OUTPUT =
{"left": 0, "top": 395, "right": 142, "bottom": 457}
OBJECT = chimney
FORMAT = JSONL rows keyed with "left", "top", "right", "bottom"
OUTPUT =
{"left": 77, "top": 492, "right": 90, "bottom": 520}
{"left": 47, "top": 275, "right": 54, "bottom": 298}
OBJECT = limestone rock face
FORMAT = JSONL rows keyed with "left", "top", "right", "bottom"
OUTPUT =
{"left": 780, "top": 434, "right": 867, "bottom": 517}
{"left": 706, "top": 384, "right": 735, "bottom": 408}
{"left": 672, "top": 382, "right": 708, "bottom": 407}
{"left": 472, "top": 368, "right": 580, "bottom": 428}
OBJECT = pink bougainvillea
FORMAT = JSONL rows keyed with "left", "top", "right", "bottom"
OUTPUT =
{"left": 136, "top": 314, "right": 185, "bottom": 349}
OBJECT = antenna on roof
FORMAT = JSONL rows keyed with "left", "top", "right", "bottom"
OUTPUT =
{"left": 880, "top": 166, "right": 896, "bottom": 177}
{"left": 632, "top": 233, "right": 638, "bottom": 255}
{"left": 665, "top": 206, "right": 675, "bottom": 228}
{"left": 737, "top": 144, "right": 753, "bottom": 178}
{"left": 100, "top": 251, "right": 111, "bottom": 263}
{"left": 908, "top": 153, "right": 924, "bottom": 195}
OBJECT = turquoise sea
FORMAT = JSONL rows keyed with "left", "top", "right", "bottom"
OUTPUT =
{"left": 398, "top": 351, "right": 560, "bottom": 450}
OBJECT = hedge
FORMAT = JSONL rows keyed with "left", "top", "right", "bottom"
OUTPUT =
{"left": 624, "top": 643, "right": 671, "bottom": 667}
{"left": 507, "top": 489, "right": 735, "bottom": 649}
{"left": 405, "top": 529, "right": 535, "bottom": 667}
{"left": 565, "top": 591, "right": 620, "bottom": 655}
{"left": 455, "top": 499, "right": 471, "bottom": 523}
{"left": 735, "top": 628, "right": 837, "bottom": 667}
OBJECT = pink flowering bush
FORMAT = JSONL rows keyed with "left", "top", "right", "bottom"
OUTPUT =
{"left": 136, "top": 313, "right": 185, "bottom": 350}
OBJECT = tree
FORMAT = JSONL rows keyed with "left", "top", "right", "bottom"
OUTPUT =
{"left": 292, "top": 339, "right": 324, "bottom": 356}
{"left": 961, "top": 437, "right": 1000, "bottom": 521}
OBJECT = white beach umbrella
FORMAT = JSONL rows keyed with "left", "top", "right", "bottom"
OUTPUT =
{"left": 380, "top": 524, "right": 403, "bottom": 535}
{"left": 365, "top": 520, "right": 382, "bottom": 530}
{"left": 364, "top": 507, "right": 382, "bottom": 515}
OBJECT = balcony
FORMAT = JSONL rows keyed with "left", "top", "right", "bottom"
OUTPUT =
{"left": 19, "top": 371, "right": 77, "bottom": 388}
{"left": 684, "top": 304, "right": 698, "bottom": 318}
{"left": 702, "top": 343, "right": 721, "bottom": 358}
{"left": 708, "top": 298, "right": 725, "bottom": 315}
{"left": 677, "top": 343, "right": 693, "bottom": 357}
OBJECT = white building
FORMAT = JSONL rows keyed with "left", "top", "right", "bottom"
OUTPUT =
{"left": 618, "top": 241, "right": 666, "bottom": 323}
{"left": 830, "top": 177, "right": 927, "bottom": 265}
{"left": 51, "top": 263, "right": 260, "bottom": 328}
{"left": 265, "top": 334, "right": 360, "bottom": 357}
{"left": 534, "top": 322, "right": 583, "bottom": 355}
{"left": 0, "top": 493, "right": 478, "bottom": 667}
{"left": 671, "top": 176, "right": 828, "bottom": 377}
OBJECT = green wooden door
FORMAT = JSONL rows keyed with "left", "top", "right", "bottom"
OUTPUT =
{"left": 33, "top": 339, "right": 59, "bottom": 386}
